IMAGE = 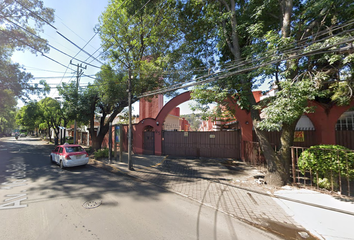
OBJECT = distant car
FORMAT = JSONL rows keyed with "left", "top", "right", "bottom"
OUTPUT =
{"left": 50, "top": 144, "right": 89, "bottom": 169}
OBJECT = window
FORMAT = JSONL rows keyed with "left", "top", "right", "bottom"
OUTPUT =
{"left": 336, "top": 111, "right": 354, "bottom": 130}
{"left": 65, "top": 146, "right": 84, "bottom": 153}
{"left": 59, "top": 147, "right": 63, "bottom": 153}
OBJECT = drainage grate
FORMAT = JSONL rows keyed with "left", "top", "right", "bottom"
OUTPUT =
{"left": 83, "top": 200, "right": 102, "bottom": 209}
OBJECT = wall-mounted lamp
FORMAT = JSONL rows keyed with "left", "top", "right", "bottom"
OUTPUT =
{"left": 156, "top": 122, "right": 159, "bottom": 126}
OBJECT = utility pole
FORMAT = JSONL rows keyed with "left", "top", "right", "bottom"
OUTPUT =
{"left": 108, "top": 121, "right": 112, "bottom": 164}
{"left": 70, "top": 60, "right": 86, "bottom": 145}
{"left": 127, "top": 67, "right": 133, "bottom": 170}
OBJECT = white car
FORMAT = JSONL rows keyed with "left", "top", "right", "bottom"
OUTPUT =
{"left": 50, "top": 144, "right": 89, "bottom": 169}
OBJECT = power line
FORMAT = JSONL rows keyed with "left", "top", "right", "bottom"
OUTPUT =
{"left": 31, "top": 75, "right": 96, "bottom": 79}
{"left": 6, "top": 2, "right": 104, "bottom": 67}
{"left": 20, "top": 66, "right": 70, "bottom": 74}
{"left": 2, "top": 17, "right": 102, "bottom": 69}
{"left": 56, "top": 31, "right": 104, "bottom": 65}
{"left": 12, "top": 0, "right": 57, "bottom": 30}
{"left": 137, "top": 33, "right": 354, "bottom": 98}
{"left": 59, "top": 31, "right": 101, "bottom": 86}
{"left": 55, "top": 14, "right": 97, "bottom": 50}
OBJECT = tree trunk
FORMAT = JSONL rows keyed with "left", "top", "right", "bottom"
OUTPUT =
{"left": 254, "top": 126, "right": 288, "bottom": 186}
{"left": 92, "top": 124, "right": 109, "bottom": 151}
{"left": 246, "top": 90, "right": 289, "bottom": 186}
{"left": 278, "top": 120, "right": 298, "bottom": 179}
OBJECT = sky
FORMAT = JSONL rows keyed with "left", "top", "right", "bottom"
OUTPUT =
{"left": 11, "top": 0, "right": 197, "bottom": 115}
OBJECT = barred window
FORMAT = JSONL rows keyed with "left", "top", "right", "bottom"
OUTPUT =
{"left": 336, "top": 111, "right": 354, "bottom": 130}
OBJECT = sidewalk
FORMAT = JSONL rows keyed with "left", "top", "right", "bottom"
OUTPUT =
{"left": 89, "top": 153, "right": 354, "bottom": 240}
{"left": 274, "top": 187, "right": 354, "bottom": 240}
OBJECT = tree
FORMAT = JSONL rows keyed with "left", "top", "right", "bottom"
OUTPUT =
{"left": 0, "top": 0, "right": 53, "bottom": 131}
{"left": 72, "top": 0, "right": 183, "bottom": 150}
{"left": 0, "top": 89, "right": 16, "bottom": 134}
{"left": 0, "top": 0, "right": 54, "bottom": 97}
{"left": 38, "top": 97, "right": 69, "bottom": 142}
{"left": 175, "top": 0, "right": 354, "bottom": 186}
{"left": 15, "top": 101, "right": 41, "bottom": 133}
{"left": 181, "top": 113, "right": 202, "bottom": 131}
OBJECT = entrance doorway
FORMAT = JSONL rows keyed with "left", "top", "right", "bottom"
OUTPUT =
{"left": 143, "top": 126, "right": 155, "bottom": 155}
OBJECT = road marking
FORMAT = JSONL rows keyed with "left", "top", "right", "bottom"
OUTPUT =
{"left": 0, "top": 162, "right": 29, "bottom": 210}
{"left": 0, "top": 197, "right": 27, "bottom": 210}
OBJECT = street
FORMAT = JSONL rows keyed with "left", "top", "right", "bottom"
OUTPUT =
{"left": 0, "top": 137, "right": 281, "bottom": 240}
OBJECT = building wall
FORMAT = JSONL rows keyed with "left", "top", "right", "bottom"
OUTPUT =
{"left": 164, "top": 114, "right": 180, "bottom": 131}
{"left": 139, "top": 94, "right": 163, "bottom": 120}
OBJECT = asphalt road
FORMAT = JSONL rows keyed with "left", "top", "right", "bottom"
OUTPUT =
{"left": 0, "top": 137, "right": 281, "bottom": 240}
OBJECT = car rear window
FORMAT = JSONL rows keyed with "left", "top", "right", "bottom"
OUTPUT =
{"left": 65, "top": 146, "right": 84, "bottom": 153}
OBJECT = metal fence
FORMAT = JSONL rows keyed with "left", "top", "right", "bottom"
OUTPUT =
{"left": 162, "top": 130, "right": 241, "bottom": 159}
{"left": 290, "top": 146, "right": 354, "bottom": 196}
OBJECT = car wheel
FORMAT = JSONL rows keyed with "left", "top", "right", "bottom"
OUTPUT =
{"left": 60, "top": 160, "right": 64, "bottom": 169}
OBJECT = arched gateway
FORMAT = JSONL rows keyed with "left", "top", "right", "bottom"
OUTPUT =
{"left": 126, "top": 91, "right": 354, "bottom": 159}
{"left": 132, "top": 91, "right": 253, "bottom": 159}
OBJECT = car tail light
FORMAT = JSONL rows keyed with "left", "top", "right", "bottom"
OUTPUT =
{"left": 85, "top": 153, "right": 89, "bottom": 157}
{"left": 65, "top": 155, "right": 71, "bottom": 160}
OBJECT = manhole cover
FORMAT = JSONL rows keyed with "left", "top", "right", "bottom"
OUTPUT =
{"left": 83, "top": 200, "right": 102, "bottom": 209}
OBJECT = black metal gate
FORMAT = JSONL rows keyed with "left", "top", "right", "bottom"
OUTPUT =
{"left": 162, "top": 131, "right": 241, "bottom": 158}
{"left": 143, "top": 131, "right": 155, "bottom": 155}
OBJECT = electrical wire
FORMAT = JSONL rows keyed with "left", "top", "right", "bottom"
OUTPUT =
{"left": 9, "top": 1, "right": 104, "bottom": 67}
{"left": 137, "top": 34, "right": 354, "bottom": 98}
{"left": 8, "top": 1, "right": 354, "bottom": 98}
{"left": 2, "top": 17, "right": 102, "bottom": 69}
{"left": 12, "top": 0, "right": 57, "bottom": 30}
{"left": 56, "top": 31, "right": 104, "bottom": 65}
{"left": 31, "top": 75, "right": 96, "bottom": 79}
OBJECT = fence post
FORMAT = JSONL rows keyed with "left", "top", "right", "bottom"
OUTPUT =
{"left": 346, "top": 155, "right": 350, "bottom": 196}
{"left": 291, "top": 147, "right": 296, "bottom": 184}
{"left": 337, "top": 151, "right": 342, "bottom": 195}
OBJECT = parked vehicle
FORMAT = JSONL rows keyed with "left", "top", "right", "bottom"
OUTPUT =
{"left": 50, "top": 144, "right": 89, "bottom": 169}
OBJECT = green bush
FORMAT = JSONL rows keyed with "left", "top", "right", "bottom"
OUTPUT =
{"left": 298, "top": 145, "right": 354, "bottom": 179}
{"left": 94, "top": 148, "right": 109, "bottom": 159}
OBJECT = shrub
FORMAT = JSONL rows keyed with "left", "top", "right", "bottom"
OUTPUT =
{"left": 94, "top": 148, "right": 109, "bottom": 159}
{"left": 298, "top": 145, "right": 354, "bottom": 180}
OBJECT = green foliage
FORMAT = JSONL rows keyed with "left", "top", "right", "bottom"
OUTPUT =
{"left": 181, "top": 113, "right": 202, "bottom": 131}
{"left": 298, "top": 145, "right": 354, "bottom": 179}
{"left": 257, "top": 80, "right": 317, "bottom": 131}
{"left": 0, "top": 0, "right": 54, "bottom": 101}
{"left": 94, "top": 148, "right": 109, "bottom": 159}
{"left": 99, "top": 0, "right": 182, "bottom": 87}
{"left": 16, "top": 101, "right": 41, "bottom": 131}
{"left": 313, "top": 177, "right": 338, "bottom": 190}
